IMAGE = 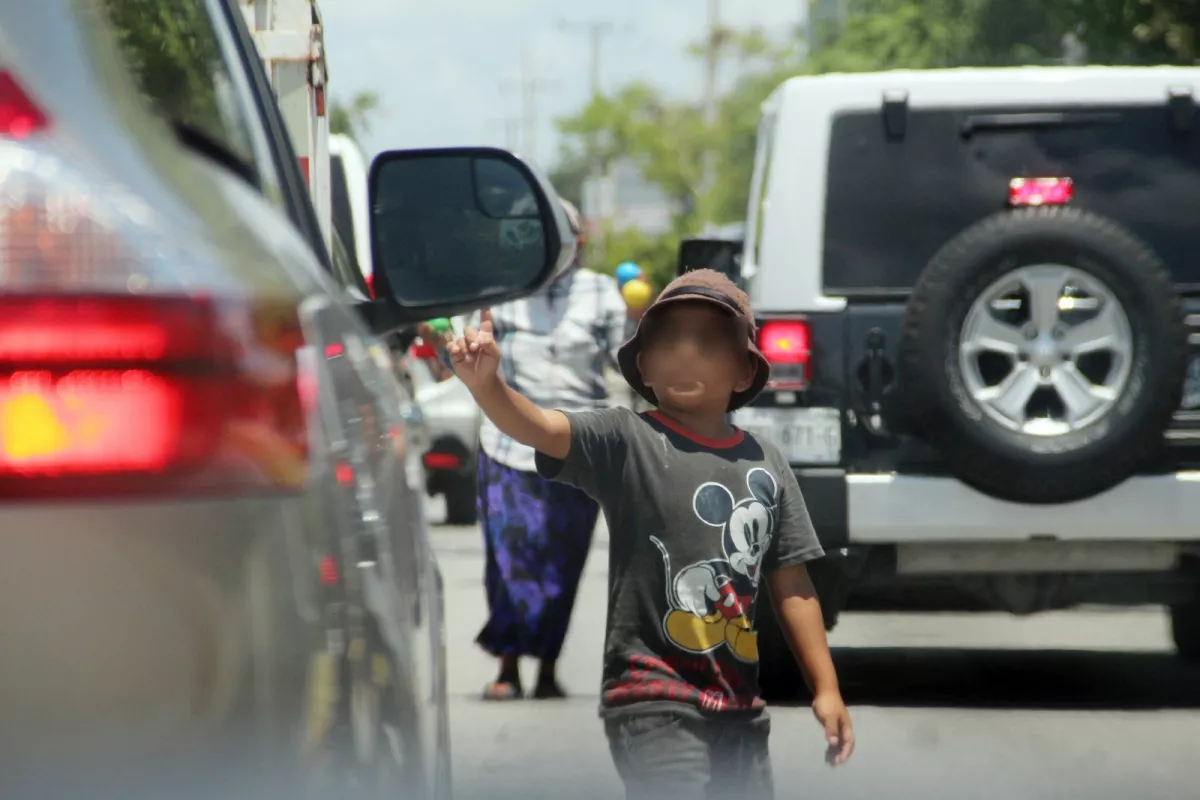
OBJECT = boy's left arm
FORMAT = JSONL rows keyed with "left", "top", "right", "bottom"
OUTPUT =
{"left": 760, "top": 463, "right": 855, "bottom": 766}
{"left": 767, "top": 564, "right": 854, "bottom": 765}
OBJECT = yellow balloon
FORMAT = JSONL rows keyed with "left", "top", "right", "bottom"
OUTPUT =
{"left": 621, "top": 278, "right": 654, "bottom": 310}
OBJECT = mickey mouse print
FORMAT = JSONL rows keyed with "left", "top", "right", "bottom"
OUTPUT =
{"left": 650, "top": 468, "right": 779, "bottom": 664}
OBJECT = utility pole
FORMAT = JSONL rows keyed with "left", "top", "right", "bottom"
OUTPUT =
{"left": 492, "top": 117, "right": 521, "bottom": 151}
{"left": 500, "top": 49, "right": 558, "bottom": 165}
{"left": 557, "top": 19, "right": 622, "bottom": 99}
{"left": 557, "top": 19, "right": 629, "bottom": 260}
{"left": 699, "top": 0, "right": 726, "bottom": 199}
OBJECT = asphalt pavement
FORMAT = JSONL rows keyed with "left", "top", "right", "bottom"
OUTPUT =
{"left": 426, "top": 496, "right": 1200, "bottom": 800}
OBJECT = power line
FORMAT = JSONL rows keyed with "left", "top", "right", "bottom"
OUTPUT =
{"left": 699, "top": 0, "right": 728, "bottom": 195}
{"left": 557, "top": 19, "right": 631, "bottom": 100}
{"left": 491, "top": 117, "right": 521, "bottom": 151}
{"left": 499, "top": 49, "right": 559, "bottom": 164}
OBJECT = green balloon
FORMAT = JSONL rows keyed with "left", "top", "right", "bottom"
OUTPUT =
{"left": 427, "top": 317, "right": 452, "bottom": 333}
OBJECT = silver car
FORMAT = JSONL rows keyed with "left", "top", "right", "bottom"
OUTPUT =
{"left": 407, "top": 327, "right": 481, "bottom": 525}
{"left": 0, "top": 1, "right": 573, "bottom": 798}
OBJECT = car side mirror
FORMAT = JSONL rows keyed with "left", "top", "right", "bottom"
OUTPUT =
{"left": 360, "top": 147, "right": 575, "bottom": 334}
{"left": 677, "top": 236, "right": 743, "bottom": 281}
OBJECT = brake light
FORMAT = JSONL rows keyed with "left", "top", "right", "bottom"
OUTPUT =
{"left": 364, "top": 273, "right": 375, "bottom": 299}
{"left": 0, "top": 295, "right": 310, "bottom": 499}
{"left": 0, "top": 71, "right": 48, "bottom": 139}
{"left": 758, "top": 319, "right": 811, "bottom": 389}
{"left": 1008, "top": 177, "right": 1073, "bottom": 207}
{"left": 410, "top": 338, "right": 438, "bottom": 360}
{"left": 423, "top": 451, "right": 462, "bottom": 471}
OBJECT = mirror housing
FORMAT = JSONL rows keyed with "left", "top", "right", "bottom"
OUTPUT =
{"left": 677, "top": 225, "right": 743, "bottom": 283}
{"left": 360, "top": 146, "right": 575, "bottom": 334}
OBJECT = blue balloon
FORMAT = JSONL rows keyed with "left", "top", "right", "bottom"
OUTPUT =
{"left": 615, "top": 262, "right": 642, "bottom": 287}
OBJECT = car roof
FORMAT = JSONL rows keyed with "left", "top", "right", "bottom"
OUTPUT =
{"left": 770, "top": 66, "right": 1200, "bottom": 113}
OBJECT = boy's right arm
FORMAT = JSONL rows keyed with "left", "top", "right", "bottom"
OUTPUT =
{"left": 471, "top": 375, "right": 571, "bottom": 460}
{"left": 419, "top": 310, "right": 571, "bottom": 460}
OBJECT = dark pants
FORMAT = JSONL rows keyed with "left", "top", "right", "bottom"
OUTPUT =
{"left": 605, "top": 711, "right": 774, "bottom": 800}
{"left": 475, "top": 452, "right": 599, "bottom": 660}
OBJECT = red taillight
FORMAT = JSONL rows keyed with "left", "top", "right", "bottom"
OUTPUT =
{"left": 365, "top": 273, "right": 375, "bottom": 299}
{"left": 0, "top": 71, "right": 48, "bottom": 139}
{"left": 1008, "top": 177, "right": 1073, "bottom": 207}
{"left": 410, "top": 339, "right": 438, "bottom": 360}
{"left": 758, "top": 319, "right": 811, "bottom": 389}
{"left": 423, "top": 451, "right": 462, "bottom": 471}
{"left": 318, "top": 554, "right": 339, "bottom": 585}
{"left": 0, "top": 295, "right": 309, "bottom": 498}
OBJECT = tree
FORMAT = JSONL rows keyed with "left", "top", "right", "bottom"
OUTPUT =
{"left": 554, "top": 0, "right": 1200, "bottom": 290}
{"left": 548, "top": 150, "right": 591, "bottom": 210}
{"left": 329, "top": 91, "right": 381, "bottom": 142}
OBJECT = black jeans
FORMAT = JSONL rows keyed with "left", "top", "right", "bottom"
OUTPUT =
{"left": 605, "top": 710, "right": 774, "bottom": 800}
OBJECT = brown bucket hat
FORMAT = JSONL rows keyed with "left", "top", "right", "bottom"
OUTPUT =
{"left": 616, "top": 268, "right": 770, "bottom": 412}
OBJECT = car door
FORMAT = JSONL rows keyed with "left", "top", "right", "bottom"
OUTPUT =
{"left": 210, "top": 0, "right": 444, "bottom": 785}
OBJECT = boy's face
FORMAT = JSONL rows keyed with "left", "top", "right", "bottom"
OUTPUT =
{"left": 636, "top": 302, "right": 756, "bottom": 414}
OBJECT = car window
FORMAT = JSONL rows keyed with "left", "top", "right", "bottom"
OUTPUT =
{"left": 746, "top": 109, "right": 777, "bottom": 277}
{"left": 331, "top": 154, "right": 360, "bottom": 273}
{"left": 100, "top": 0, "right": 257, "bottom": 169}
{"left": 823, "top": 104, "right": 1200, "bottom": 295}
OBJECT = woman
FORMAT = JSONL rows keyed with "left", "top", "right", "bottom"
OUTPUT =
{"left": 472, "top": 198, "right": 633, "bottom": 700}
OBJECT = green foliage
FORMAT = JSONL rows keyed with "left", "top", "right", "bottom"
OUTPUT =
{"left": 555, "top": 0, "right": 1198, "bottom": 287}
{"left": 330, "top": 91, "right": 381, "bottom": 142}
{"left": 588, "top": 224, "right": 681, "bottom": 291}
{"left": 548, "top": 150, "right": 590, "bottom": 209}
{"left": 102, "top": 0, "right": 234, "bottom": 150}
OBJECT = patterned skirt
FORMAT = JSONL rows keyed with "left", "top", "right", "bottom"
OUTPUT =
{"left": 475, "top": 451, "right": 600, "bottom": 660}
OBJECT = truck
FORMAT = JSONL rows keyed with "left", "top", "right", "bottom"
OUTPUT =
{"left": 238, "top": 0, "right": 333, "bottom": 255}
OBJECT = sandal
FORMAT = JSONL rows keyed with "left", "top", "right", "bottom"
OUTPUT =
{"left": 481, "top": 681, "right": 523, "bottom": 701}
{"left": 532, "top": 681, "right": 566, "bottom": 700}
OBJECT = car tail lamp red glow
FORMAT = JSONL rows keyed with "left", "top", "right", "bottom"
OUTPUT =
{"left": 1008, "top": 177, "right": 1073, "bottom": 207}
{"left": 423, "top": 451, "right": 462, "bottom": 471}
{"left": 758, "top": 319, "right": 811, "bottom": 389}
{"left": 364, "top": 273, "right": 375, "bottom": 299}
{"left": 409, "top": 338, "right": 438, "bottom": 360}
{"left": 0, "top": 295, "right": 310, "bottom": 498}
{"left": 0, "top": 71, "right": 48, "bottom": 139}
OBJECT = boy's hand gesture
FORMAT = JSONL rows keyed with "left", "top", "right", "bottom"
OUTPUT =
{"left": 813, "top": 690, "right": 855, "bottom": 766}
{"left": 418, "top": 310, "right": 501, "bottom": 393}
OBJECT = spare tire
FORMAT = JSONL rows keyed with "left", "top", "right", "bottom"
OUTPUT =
{"left": 899, "top": 207, "right": 1186, "bottom": 504}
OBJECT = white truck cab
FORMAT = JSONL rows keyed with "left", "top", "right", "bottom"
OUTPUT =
{"left": 732, "top": 67, "right": 1200, "bottom": 694}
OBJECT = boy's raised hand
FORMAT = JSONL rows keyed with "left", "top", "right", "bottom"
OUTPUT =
{"left": 418, "top": 310, "right": 501, "bottom": 393}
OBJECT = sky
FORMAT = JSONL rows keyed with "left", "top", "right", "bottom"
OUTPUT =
{"left": 320, "top": 0, "right": 805, "bottom": 167}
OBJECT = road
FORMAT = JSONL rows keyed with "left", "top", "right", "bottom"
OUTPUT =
{"left": 426, "top": 497, "right": 1200, "bottom": 800}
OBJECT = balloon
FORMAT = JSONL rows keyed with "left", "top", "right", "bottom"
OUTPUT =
{"left": 615, "top": 262, "right": 642, "bottom": 287}
{"left": 426, "top": 317, "right": 452, "bottom": 334}
{"left": 621, "top": 278, "right": 654, "bottom": 310}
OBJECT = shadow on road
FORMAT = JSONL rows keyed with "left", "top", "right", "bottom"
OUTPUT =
{"left": 773, "top": 648, "right": 1200, "bottom": 710}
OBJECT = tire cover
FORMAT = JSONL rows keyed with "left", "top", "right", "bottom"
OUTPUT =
{"left": 899, "top": 207, "right": 1186, "bottom": 504}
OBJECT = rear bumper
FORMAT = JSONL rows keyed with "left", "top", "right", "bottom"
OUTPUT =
{"left": 0, "top": 497, "right": 313, "bottom": 778}
{"left": 798, "top": 468, "right": 1200, "bottom": 548}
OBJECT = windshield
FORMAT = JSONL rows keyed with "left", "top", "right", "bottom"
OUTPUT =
{"left": 100, "top": 0, "right": 257, "bottom": 168}
{"left": 743, "top": 105, "right": 778, "bottom": 292}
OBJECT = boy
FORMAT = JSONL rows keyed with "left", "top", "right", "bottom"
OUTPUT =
{"left": 422, "top": 269, "right": 854, "bottom": 798}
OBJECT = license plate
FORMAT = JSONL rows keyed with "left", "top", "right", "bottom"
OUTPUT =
{"left": 732, "top": 407, "right": 842, "bottom": 464}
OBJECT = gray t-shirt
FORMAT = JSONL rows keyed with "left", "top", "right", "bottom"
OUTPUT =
{"left": 535, "top": 406, "right": 824, "bottom": 717}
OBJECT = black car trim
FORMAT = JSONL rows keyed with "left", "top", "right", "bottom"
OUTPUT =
{"left": 794, "top": 468, "right": 848, "bottom": 550}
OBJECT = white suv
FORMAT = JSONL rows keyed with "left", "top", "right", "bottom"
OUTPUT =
{"left": 724, "top": 66, "right": 1200, "bottom": 695}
